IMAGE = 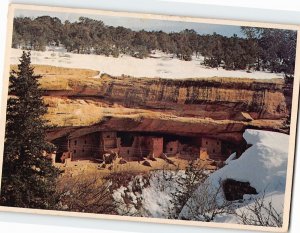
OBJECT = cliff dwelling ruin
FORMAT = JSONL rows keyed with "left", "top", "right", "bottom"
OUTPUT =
{"left": 50, "top": 130, "right": 245, "bottom": 164}
{"left": 38, "top": 67, "right": 291, "bottom": 168}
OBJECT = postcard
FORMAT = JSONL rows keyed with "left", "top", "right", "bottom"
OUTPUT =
{"left": 0, "top": 4, "right": 299, "bottom": 232}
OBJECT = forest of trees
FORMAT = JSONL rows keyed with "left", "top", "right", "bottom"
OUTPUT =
{"left": 12, "top": 16, "right": 297, "bottom": 78}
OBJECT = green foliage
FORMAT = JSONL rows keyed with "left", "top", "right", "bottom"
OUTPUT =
{"left": 132, "top": 45, "right": 149, "bottom": 59}
{"left": 241, "top": 27, "right": 297, "bottom": 79}
{"left": 0, "top": 51, "right": 59, "bottom": 209}
{"left": 13, "top": 16, "right": 62, "bottom": 50}
{"left": 12, "top": 16, "right": 297, "bottom": 78}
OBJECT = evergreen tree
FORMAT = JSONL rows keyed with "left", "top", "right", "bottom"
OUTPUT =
{"left": 0, "top": 51, "right": 59, "bottom": 209}
{"left": 12, "top": 16, "right": 297, "bottom": 75}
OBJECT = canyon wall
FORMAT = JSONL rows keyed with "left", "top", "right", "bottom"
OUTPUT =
{"left": 12, "top": 65, "right": 290, "bottom": 144}
{"left": 44, "top": 74, "right": 291, "bottom": 121}
{"left": 40, "top": 70, "right": 292, "bottom": 145}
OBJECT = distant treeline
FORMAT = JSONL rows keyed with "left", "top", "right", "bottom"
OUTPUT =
{"left": 12, "top": 16, "right": 297, "bottom": 78}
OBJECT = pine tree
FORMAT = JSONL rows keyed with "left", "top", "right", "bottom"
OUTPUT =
{"left": 0, "top": 51, "right": 59, "bottom": 209}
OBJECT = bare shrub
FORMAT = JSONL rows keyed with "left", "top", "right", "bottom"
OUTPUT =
{"left": 169, "top": 160, "right": 209, "bottom": 218}
{"left": 179, "top": 179, "right": 234, "bottom": 221}
{"left": 56, "top": 172, "right": 116, "bottom": 214}
{"left": 105, "top": 171, "right": 145, "bottom": 191}
{"left": 235, "top": 192, "right": 283, "bottom": 227}
{"left": 111, "top": 172, "right": 151, "bottom": 217}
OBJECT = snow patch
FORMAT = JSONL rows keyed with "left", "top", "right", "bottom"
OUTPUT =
{"left": 179, "top": 129, "right": 289, "bottom": 222}
{"left": 224, "top": 152, "right": 236, "bottom": 165}
{"left": 10, "top": 48, "right": 284, "bottom": 80}
{"left": 112, "top": 171, "right": 184, "bottom": 218}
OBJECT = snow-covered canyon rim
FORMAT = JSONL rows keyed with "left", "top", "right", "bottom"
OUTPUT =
{"left": 10, "top": 48, "right": 284, "bottom": 80}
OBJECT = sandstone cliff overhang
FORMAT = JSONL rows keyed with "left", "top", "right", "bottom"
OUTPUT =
{"left": 9, "top": 65, "right": 289, "bottom": 143}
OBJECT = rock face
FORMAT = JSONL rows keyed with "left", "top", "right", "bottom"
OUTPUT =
{"left": 32, "top": 66, "right": 291, "bottom": 145}
{"left": 222, "top": 179, "right": 258, "bottom": 201}
{"left": 44, "top": 74, "right": 290, "bottom": 121}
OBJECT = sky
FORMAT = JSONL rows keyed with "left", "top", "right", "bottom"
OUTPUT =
{"left": 15, "top": 9, "right": 244, "bottom": 37}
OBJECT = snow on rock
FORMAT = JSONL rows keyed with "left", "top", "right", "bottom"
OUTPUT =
{"left": 211, "top": 129, "right": 288, "bottom": 193}
{"left": 224, "top": 152, "right": 236, "bottom": 165}
{"left": 112, "top": 171, "right": 182, "bottom": 218}
{"left": 179, "top": 129, "right": 289, "bottom": 221}
{"left": 10, "top": 48, "right": 284, "bottom": 80}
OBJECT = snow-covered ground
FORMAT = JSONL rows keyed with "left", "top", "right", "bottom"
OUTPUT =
{"left": 112, "top": 170, "right": 184, "bottom": 218}
{"left": 113, "top": 129, "right": 289, "bottom": 226}
{"left": 180, "top": 129, "right": 289, "bottom": 224}
{"left": 10, "top": 48, "right": 284, "bottom": 79}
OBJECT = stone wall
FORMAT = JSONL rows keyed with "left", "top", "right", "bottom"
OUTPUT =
{"left": 69, "top": 132, "right": 99, "bottom": 160}
{"left": 152, "top": 137, "right": 163, "bottom": 157}
{"left": 119, "top": 146, "right": 134, "bottom": 158}
{"left": 101, "top": 132, "right": 118, "bottom": 150}
{"left": 201, "top": 137, "right": 222, "bottom": 158}
{"left": 165, "top": 140, "right": 180, "bottom": 155}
